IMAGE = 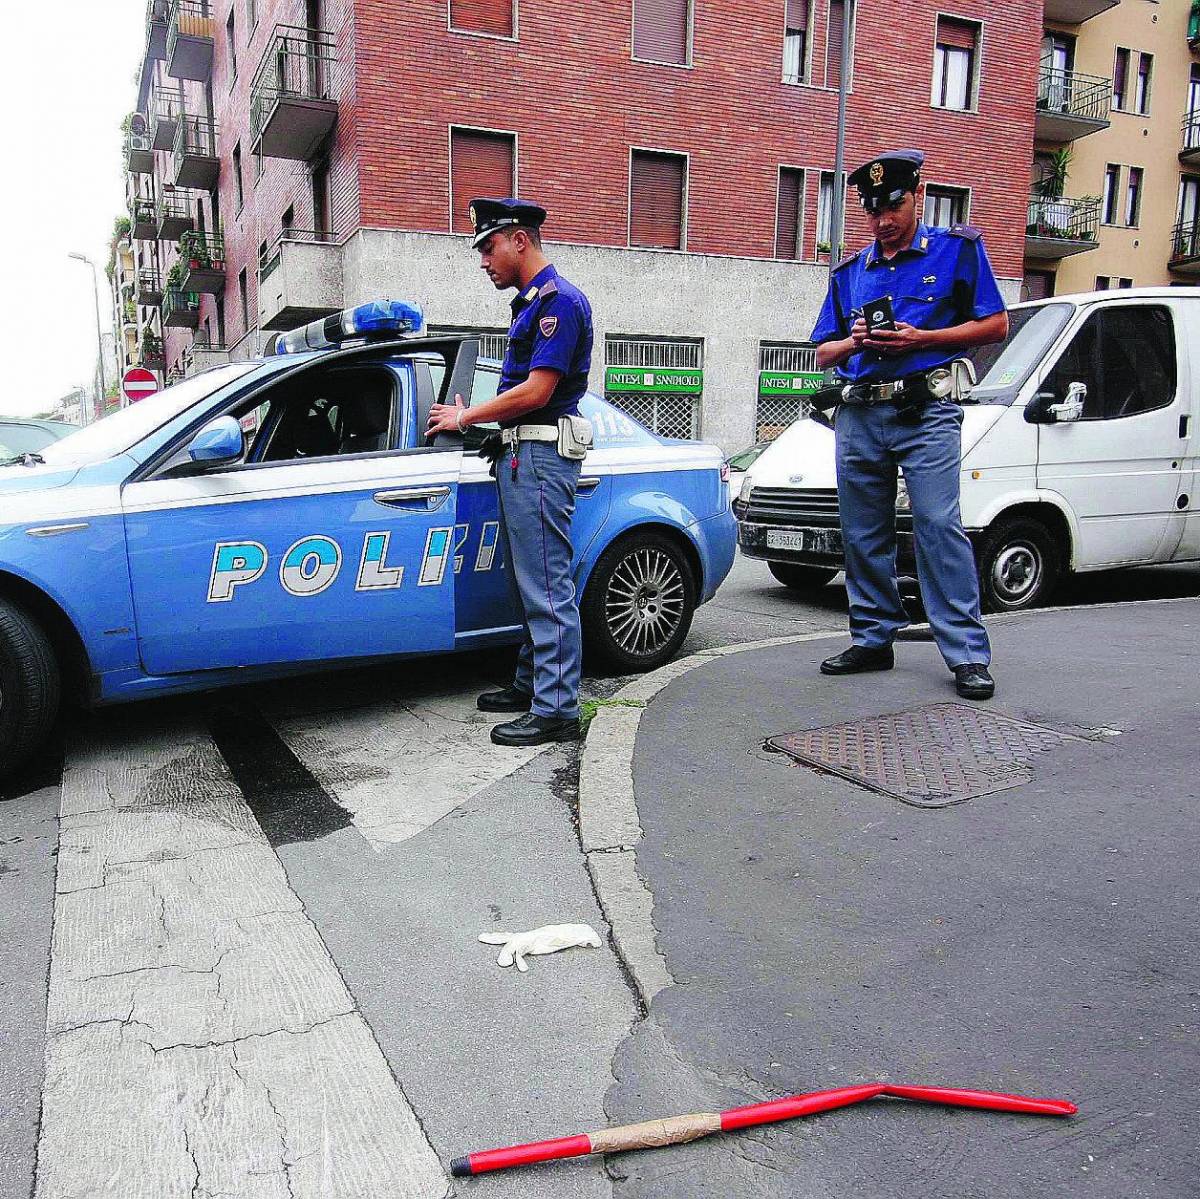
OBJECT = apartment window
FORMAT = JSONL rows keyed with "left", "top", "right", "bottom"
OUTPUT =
{"left": 450, "top": 129, "right": 515, "bottom": 234}
{"left": 932, "top": 17, "right": 978, "bottom": 111}
{"left": 1112, "top": 47, "right": 1129, "bottom": 109}
{"left": 232, "top": 143, "right": 244, "bottom": 212}
{"left": 1125, "top": 167, "right": 1143, "bottom": 227}
{"left": 827, "top": 0, "right": 855, "bottom": 90}
{"left": 282, "top": 204, "right": 295, "bottom": 236}
{"left": 1102, "top": 164, "right": 1120, "bottom": 225}
{"left": 924, "top": 184, "right": 968, "bottom": 228}
{"left": 216, "top": 296, "right": 225, "bottom": 346}
{"left": 312, "top": 160, "right": 331, "bottom": 237}
{"left": 783, "top": 0, "right": 811, "bottom": 84}
{"left": 775, "top": 168, "right": 804, "bottom": 259}
{"left": 246, "top": 0, "right": 257, "bottom": 29}
{"left": 226, "top": 10, "right": 237, "bottom": 81}
{"left": 1039, "top": 34, "right": 1073, "bottom": 112}
{"left": 817, "top": 170, "right": 834, "bottom": 253}
{"left": 238, "top": 268, "right": 249, "bottom": 335}
{"left": 1134, "top": 53, "right": 1152, "bottom": 115}
{"left": 1094, "top": 276, "right": 1132, "bottom": 290}
{"left": 449, "top": 0, "right": 514, "bottom": 38}
{"left": 1095, "top": 276, "right": 1110, "bottom": 290}
{"left": 633, "top": 0, "right": 690, "bottom": 66}
{"left": 629, "top": 150, "right": 686, "bottom": 249}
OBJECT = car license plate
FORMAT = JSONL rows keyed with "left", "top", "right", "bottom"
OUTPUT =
{"left": 766, "top": 528, "right": 843, "bottom": 554}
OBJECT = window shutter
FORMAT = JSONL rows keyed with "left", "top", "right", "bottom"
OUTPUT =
{"left": 450, "top": 0, "right": 513, "bottom": 37}
{"left": 450, "top": 130, "right": 515, "bottom": 234}
{"left": 937, "top": 17, "right": 977, "bottom": 51}
{"left": 630, "top": 151, "right": 685, "bottom": 249}
{"left": 828, "top": 0, "right": 851, "bottom": 88}
{"left": 785, "top": 0, "right": 809, "bottom": 30}
{"left": 776, "top": 169, "right": 802, "bottom": 259}
{"left": 633, "top": 0, "right": 689, "bottom": 65}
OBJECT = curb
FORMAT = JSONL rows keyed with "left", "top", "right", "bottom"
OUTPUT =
{"left": 577, "top": 593, "right": 1200, "bottom": 1009}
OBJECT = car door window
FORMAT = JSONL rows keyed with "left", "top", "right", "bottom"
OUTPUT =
{"left": 423, "top": 361, "right": 502, "bottom": 451}
{"left": 1044, "top": 306, "right": 1176, "bottom": 420}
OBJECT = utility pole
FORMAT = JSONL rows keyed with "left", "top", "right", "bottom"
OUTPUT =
{"left": 828, "top": 0, "right": 854, "bottom": 277}
{"left": 68, "top": 252, "right": 105, "bottom": 425}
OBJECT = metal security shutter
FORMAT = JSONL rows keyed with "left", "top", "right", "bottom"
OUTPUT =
{"left": 937, "top": 16, "right": 977, "bottom": 50}
{"left": 630, "top": 151, "right": 685, "bottom": 249}
{"left": 827, "top": 0, "right": 853, "bottom": 88}
{"left": 450, "top": 0, "right": 513, "bottom": 37}
{"left": 633, "top": 0, "right": 689, "bottom": 64}
{"left": 776, "top": 169, "right": 803, "bottom": 259}
{"left": 605, "top": 337, "right": 702, "bottom": 439}
{"left": 450, "top": 129, "right": 514, "bottom": 234}
{"left": 756, "top": 342, "right": 819, "bottom": 439}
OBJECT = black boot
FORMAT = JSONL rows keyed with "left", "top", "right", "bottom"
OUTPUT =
{"left": 490, "top": 712, "right": 581, "bottom": 746}
{"left": 953, "top": 663, "right": 995, "bottom": 700}
{"left": 477, "top": 686, "right": 533, "bottom": 713}
{"left": 820, "top": 644, "right": 895, "bottom": 675}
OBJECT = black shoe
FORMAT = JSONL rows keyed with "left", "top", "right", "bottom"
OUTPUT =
{"left": 954, "top": 663, "right": 995, "bottom": 700}
{"left": 490, "top": 712, "right": 581, "bottom": 747}
{"left": 820, "top": 644, "right": 895, "bottom": 675}
{"left": 477, "top": 686, "right": 533, "bottom": 713}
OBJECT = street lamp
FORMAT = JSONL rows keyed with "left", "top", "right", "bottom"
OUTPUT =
{"left": 68, "top": 252, "right": 106, "bottom": 426}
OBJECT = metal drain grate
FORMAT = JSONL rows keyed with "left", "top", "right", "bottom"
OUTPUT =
{"left": 766, "top": 703, "right": 1090, "bottom": 808}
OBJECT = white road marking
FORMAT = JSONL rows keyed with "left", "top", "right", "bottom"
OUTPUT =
{"left": 38, "top": 721, "right": 446, "bottom": 1199}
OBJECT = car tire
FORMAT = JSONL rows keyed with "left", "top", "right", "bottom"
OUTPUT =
{"left": 582, "top": 531, "right": 697, "bottom": 673}
{"left": 0, "top": 597, "right": 61, "bottom": 779}
{"left": 976, "top": 517, "right": 1061, "bottom": 613}
{"left": 768, "top": 562, "right": 839, "bottom": 592}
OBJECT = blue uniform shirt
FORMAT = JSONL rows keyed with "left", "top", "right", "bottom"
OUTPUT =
{"left": 499, "top": 264, "right": 593, "bottom": 427}
{"left": 810, "top": 223, "right": 1006, "bottom": 383}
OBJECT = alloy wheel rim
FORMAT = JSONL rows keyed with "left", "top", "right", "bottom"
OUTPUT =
{"left": 605, "top": 547, "right": 686, "bottom": 656}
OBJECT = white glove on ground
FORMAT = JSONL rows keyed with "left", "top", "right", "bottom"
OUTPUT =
{"left": 478, "top": 923, "right": 602, "bottom": 972}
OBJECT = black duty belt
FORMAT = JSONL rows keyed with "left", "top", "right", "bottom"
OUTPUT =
{"left": 810, "top": 367, "right": 954, "bottom": 413}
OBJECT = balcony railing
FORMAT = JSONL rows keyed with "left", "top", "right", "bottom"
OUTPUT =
{"left": 162, "top": 287, "right": 201, "bottom": 329}
{"left": 1035, "top": 66, "right": 1111, "bottom": 139}
{"left": 146, "top": 0, "right": 168, "bottom": 58}
{"left": 179, "top": 230, "right": 227, "bottom": 293}
{"left": 1190, "top": 2, "right": 1200, "bottom": 50}
{"left": 250, "top": 26, "right": 339, "bottom": 161}
{"left": 1170, "top": 220, "right": 1200, "bottom": 273}
{"left": 1025, "top": 194, "right": 1100, "bottom": 258}
{"left": 1182, "top": 113, "right": 1200, "bottom": 164}
{"left": 124, "top": 126, "right": 154, "bottom": 174}
{"left": 141, "top": 334, "right": 165, "bottom": 369}
{"left": 257, "top": 228, "right": 342, "bottom": 330}
{"left": 166, "top": 0, "right": 215, "bottom": 81}
{"left": 150, "top": 83, "right": 185, "bottom": 150}
{"left": 157, "top": 188, "right": 194, "bottom": 240}
{"left": 173, "top": 114, "right": 219, "bottom": 190}
{"left": 137, "top": 268, "right": 164, "bottom": 307}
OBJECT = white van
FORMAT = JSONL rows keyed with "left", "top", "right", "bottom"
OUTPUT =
{"left": 735, "top": 288, "right": 1200, "bottom": 611}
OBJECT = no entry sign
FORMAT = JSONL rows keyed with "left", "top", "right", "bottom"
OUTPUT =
{"left": 122, "top": 367, "right": 160, "bottom": 404}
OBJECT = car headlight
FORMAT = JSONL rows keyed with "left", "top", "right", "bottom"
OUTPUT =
{"left": 896, "top": 477, "right": 911, "bottom": 511}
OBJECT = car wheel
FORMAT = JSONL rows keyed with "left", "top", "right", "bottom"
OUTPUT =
{"left": 976, "top": 517, "right": 1061, "bottom": 613}
{"left": 768, "top": 562, "right": 839, "bottom": 592}
{"left": 583, "top": 532, "right": 697, "bottom": 672}
{"left": 0, "top": 597, "right": 61, "bottom": 779}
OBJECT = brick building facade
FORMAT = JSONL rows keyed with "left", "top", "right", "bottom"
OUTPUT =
{"left": 123, "top": 0, "right": 1043, "bottom": 450}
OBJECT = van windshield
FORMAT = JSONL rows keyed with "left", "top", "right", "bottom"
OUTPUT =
{"left": 968, "top": 303, "right": 1074, "bottom": 405}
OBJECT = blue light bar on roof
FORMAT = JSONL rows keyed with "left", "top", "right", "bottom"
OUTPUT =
{"left": 269, "top": 300, "right": 425, "bottom": 356}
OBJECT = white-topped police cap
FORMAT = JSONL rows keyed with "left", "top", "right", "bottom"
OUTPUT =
{"left": 847, "top": 150, "right": 925, "bottom": 210}
{"left": 469, "top": 197, "right": 548, "bottom": 248}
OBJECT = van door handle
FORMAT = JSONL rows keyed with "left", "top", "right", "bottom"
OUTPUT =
{"left": 1181, "top": 415, "right": 1191, "bottom": 439}
{"left": 374, "top": 486, "right": 451, "bottom": 510}
{"left": 577, "top": 477, "right": 601, "bottom": 495}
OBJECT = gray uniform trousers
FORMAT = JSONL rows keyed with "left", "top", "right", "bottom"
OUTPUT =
{"left": 496, "top": 439, "right": 584, "bottom": 719}
{"left": 834, "top": 399, "right": 991, "bottom": 668}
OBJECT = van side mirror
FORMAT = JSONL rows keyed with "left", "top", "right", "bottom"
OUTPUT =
{"left": 1024, "top": 381, "right": 1086, "bottom": 425}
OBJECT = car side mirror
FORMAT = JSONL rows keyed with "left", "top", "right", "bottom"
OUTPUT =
{"left": 1024, "top": 381, "right": 1086, "bottom": 425}
{"left": 186, "top": 415, "right": 245, "bottom": 469}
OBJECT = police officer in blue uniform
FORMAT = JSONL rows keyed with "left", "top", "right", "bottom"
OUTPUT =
{"left": 427, "top": 198, "right": 594, "bottom": 745}
{"left": 810, "top": 150, "right": 1009, "bottom": 700}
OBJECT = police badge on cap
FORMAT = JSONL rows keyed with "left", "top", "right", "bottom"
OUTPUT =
{"left": 468, "top": 197, "right": 548, "bottom": 248}
{"left": 847, "top": 150, "right": 925, "bottom": 213}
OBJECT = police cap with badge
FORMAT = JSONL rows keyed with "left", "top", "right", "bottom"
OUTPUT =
{"left": 468, "top": 197, "right": 548, "bottom": 248}
{"left": 847, "top": 150, "right": 925, "bottom": 213}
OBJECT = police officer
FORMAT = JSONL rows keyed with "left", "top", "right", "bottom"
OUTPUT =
{"left": 427, "top": 198, "right": 594, "bottom": 745}
{"left": 810, "top": 150, "right": 1009, "bottom": 700}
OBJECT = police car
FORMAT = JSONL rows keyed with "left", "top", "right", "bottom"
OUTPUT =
{"left": 0, "top": 303, "right": 736, "bottom": 776}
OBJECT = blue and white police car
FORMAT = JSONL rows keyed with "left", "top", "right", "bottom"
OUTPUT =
{"left": 0, "top": 303, "right": 736, "bottom": 776}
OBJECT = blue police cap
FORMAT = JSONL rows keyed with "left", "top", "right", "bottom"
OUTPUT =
{"left": 469, "top": 197, "right": 548, "bottom": 248}
{"left": 847, "top": 150, "right": 925, "bottom": 211}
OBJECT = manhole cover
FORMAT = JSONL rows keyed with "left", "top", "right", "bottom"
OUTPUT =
{"left": 766, "top": 703, "right": 1090, "bottom": 808}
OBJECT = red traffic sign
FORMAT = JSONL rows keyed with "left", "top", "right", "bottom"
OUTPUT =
{"left": 122, "top": 367, "right": 160, "bottom": 404}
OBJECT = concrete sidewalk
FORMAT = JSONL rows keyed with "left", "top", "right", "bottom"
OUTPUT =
{"left": 585, "top": 599, "right": 1200, "bottom": 1198}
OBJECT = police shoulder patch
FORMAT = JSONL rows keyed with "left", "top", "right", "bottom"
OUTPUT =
{"left": 539, "top": 315, "right": 559, "bottom": 338}
{"left": 832, "top": 250, "right": 860, "bottom": 273}
{"left": 539, "top": 278, "right": 559, "bottom": 297}
{"left": 948, "top": 223, "right": 982, "bottom": 242}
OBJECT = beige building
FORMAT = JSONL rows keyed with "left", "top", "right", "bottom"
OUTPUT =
{"left": 1025, "top": 0, "right": 1200, "bottom": 298}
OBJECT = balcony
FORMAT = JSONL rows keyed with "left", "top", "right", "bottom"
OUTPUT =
{"left": 258, "top": 230, "right": 342, "bottom": 330}
{"left": 150, "top": 83, "right": 185, "bottom": 151}
{"left": 146, "top": 0, "right": 168, "bottom": 58}
{"left": 183, "top": 335, "right": 231, "bottom": 377}
{"left": 124, "top": 123, "right": 154, "bottom": 175}
{"left": 162, "top": 287, "right": 201, "bottom": 329}
{"left": 1181, "top": 113, "right": 1200, "bottom": 165}
{"left": 173, "top": 115, "right": 219, "bottom": 190}
{"left": 157, "top": 188, "right": 194, "bottom": 240}
{"left": 137, "top": 268, "right": 164, "bottom": 307}
{"left": 179, "top": 230, "right": 227, "bottom": 293}
{"left": 1169, "top": 221, "right": 1200, "bottom": 275}
{"left": 1025, "top": 194, "right": 1100, "bottom": 259}
{"left": 166, "top": 0, "right": 215, "bottom": 81}
{"left": 1043, "top": 0, "right": 1119, "bottom": 22}
{"left": 250, "top": 25, "right": 339, "bottom": 161}
{"left": 130, "top": 196, "right": 158, "bottom": 241}
{"left": 1190, "top": 2, "right": 1200, "bottom": 51}
{"left": 141, "top": 333, "right": 166, "bottom": 371}
{"left": 1035, "top": 67, "right": 1111, "bottom": 141}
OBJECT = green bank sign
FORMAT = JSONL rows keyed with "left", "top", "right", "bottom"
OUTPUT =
{"left": 605, "top": 367, "right": 704, "bottom": 395}
{"left": 758, "top": 371, "right": 825, "bottom": 397}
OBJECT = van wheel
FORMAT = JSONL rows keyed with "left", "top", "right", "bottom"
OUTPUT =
{"left": 0, "top": 598, "right": 61, "bottom": 779}
{"left": 768, "top": 563, "right": 838, "bottom": 592}
{"left": 582, "top": 532, "right": 696, "bottom": 672}
{"left": 976, "top": 517, "right": 1061, "bottom": 613}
